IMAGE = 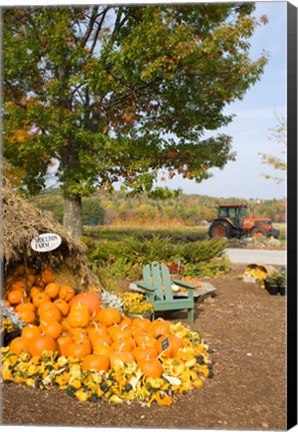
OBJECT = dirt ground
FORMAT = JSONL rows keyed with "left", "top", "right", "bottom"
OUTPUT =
{"left": 1, "top": 264, "right": 287, "bottom": 430}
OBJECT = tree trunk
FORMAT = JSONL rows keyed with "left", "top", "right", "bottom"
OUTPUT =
{"left": 63, "top": 195, "right": 83, "bottom": 238}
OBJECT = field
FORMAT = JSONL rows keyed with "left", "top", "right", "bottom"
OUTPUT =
{"left": 83, "top": 223, "right": 287, "bottom": 244}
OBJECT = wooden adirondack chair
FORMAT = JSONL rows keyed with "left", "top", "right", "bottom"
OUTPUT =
{"left": 135, "top": 261, "right": 196, "bottom": 324}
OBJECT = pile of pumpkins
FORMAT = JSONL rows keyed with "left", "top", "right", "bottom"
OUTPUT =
{"left": 2, "top": 264, "right": 213, "bottom": 406}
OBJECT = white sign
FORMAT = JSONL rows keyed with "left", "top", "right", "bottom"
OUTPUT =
{"left": 31, "top": 233, "right": 62, "bottom": 252}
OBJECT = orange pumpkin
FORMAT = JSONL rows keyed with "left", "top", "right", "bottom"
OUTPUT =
{"left": 67, "top": 305, "right": 90, "bottom": 328}
{"left": 59, "top": 285, "right": 75, "bottom": 302}
{"left": 8, "top": 289, "right": 25, "bottom": 305}
{"left": 21, "top": 325, "right": 41, "bottom": 340}
{"left": 138, "top": 357, "right": 163, "bottom": 378}
{"left": 42, "top": 319, "right": 63, "bottom": 339}
{"left": 131, "top": 316, "right": 151, "bottom": 332}
{"left": 30, "top": 286, "right": 43, "bottom": 298}
{"left": 148, "top": 318, "right": 171, "bottom": 338}
{"left": 28, "top": 334, "right": 58, "bottom": 357}
{"left": 87, "top": 324, "right": 108, "bottom": 342}
{"left": 90, "top": 334, "right": 112, "bottom": 348}
{"left": 32, "top": 292, "right": 51, "bottom": 308}
{"left": 112, "top": 340, "right": 135, "bottom": 353}
{"left": 11, "top": 279, "right": 27, "bottom": 292}
{"left": 155, "top": 334, "right": 184, "bottom": 358}
{"left": 15, "top": 302, "right": 36, "bottom": 313}
{"left": 53, "top": 299, "right": 70, "bottom": 317}
{"left": 14, "top": 264, "right": 26, "bottom": 277}
{"left": 9, "top": 336, "right": 30, "bottom": 354}
{"left": 69, "top": 327, "right": 89, "bottom": 343}
{"left": 57, "top": 334, "right": 73, "bottom": 356}
{"left": 82, "top": 354, "right": 110, "bottom": 372}
{"left": 93, "top": 344, "right": 114, "bottom": 358}
{"left": 39, "top": 307, "right": 62, "bottom": 323}
{"left": 17, "top": 309, "right": 36, "bottom": 324}
{"left": 133, "top": 346, "right": 158, "bottom": 364}
{"left": 96, "top": 308, "right": 122, "bottom": 327}
{"left": 66, "top": 340, "right": 91, "bottom": 359}
{"left": 41, "top": 266, "right": 56, "bottom": 284}
{"left": 110, "top": 328, "right": 132, "bottom": 343}
{"left": 69, "top": 292, "right": 101, "bottom": 316}
{"left": 44, "top": 282, "right": 60, "bottom": 299}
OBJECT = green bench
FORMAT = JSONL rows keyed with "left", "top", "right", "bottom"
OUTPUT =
{"left": 135, "top": 261, "right": 196, "bottom": 324}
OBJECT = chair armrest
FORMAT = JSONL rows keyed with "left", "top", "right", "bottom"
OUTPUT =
{"left": 172, "top": 279, "right": 197, "bottom": 290}
{"left": 135, "top": 281, "right": 155, "bottom": 292}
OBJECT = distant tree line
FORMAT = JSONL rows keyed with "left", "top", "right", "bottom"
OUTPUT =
{"left": 30, "top": 189, "right": 286, "bottom": 226}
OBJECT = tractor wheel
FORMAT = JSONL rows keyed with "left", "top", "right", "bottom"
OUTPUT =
{"left": 251, "top": 227, "right": 269, "bottom": 238}
{"left": 208, "top": 221, "right": 233, "bottom": 239}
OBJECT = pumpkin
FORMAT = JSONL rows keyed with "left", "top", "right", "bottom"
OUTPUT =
{"left": 15, "top": 302, "right": 36, "bottom": 313}
{"left": 21, "top": 325, "right": 41, "bottom": 340}
{"left": 131, "top": 316, "right": 151, "bottom": 332}
{"left": 69, "top": 292, "right": 101, "bottom": 316}
{"left": 147, "top": 318, "right": 171, "bottom": 338}
{"left": 133, "top": 346, "right": 158, "bottom": 364}
{"left": 57, "top": 334, "right": 73, "bottom": 356}
{"left": 32, "top": 292, "right": 51, "bottom": 308}
{"left": 67, "top": 306, "right": 90, "bottom": 328}
{"left": 90, "top": 334, "right": 112, "bottom": 348}
{"left": 155, "top": 334, "right": 184, "bottom": 358}
{"left": 134, "top": 332, "right": 157, "bottom": 349}
{"left": 66, "top": 340, "right": 91, "bottom": 359}
{"left": 28, "top": 334, "right": 58, "bottom": 357}
{"left": 59, "top": 285, "right": 75, "bottom": 302}
{"left": 14, "top": 264, "right": 26, "bottom": 276}
{"left": 112, "top": 340, "right": 135, "bottom": 353}
{"left": 138, "top": 357, "right": 163, "bottom": 378}
{"left": 30, "top": 286, "right": 42, "bottom": 298}
{"left": 110, "top": 328, "right": 132, "bottom": 343}
{"left": 9, "top": 336, "right": 30, "bottom": 355}
{"left": 41, "top": 266, "right": 56, "bottom": 284}
{"left": 42, "top": 319, "right": 63, "bottom": 339}
{"left": 26, "top": 274, "right": 36, "bottom": 287}
{"left": 44, "top": 282, "right": 60, "bottom": 299}
{"left": 93, "top": 344, "right": 114, "bottom": 358}
{"left": 37, "top": 301, "right": 59, "bottom": 316}
{"left": 82, "top": 354, "right": 110, "bottom": 372}
{"left": 87, "top": 324, "right": 108, "bottom": 341}
{"left": 69, "top": 327, "right": 89, "bottom": 343}
{"left": 39, "top": 307, "right": 62, "bottom": 323}
{"left": 11, "top": 279, "right": 27, "bottom": 292}
{"left": 17, "top": 309, "right": 36, "bottom": 324}
{"left": 53, "top": 299, "right": 70, "bottom": 317}
{"left": 96, "top": 308, "right": 122, "bottom": 327}
{"left": 8, "top": 289, "right": 25, "bottom": 305}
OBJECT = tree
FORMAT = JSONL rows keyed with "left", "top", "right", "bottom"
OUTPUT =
{"left": 3, "top": 5, "right": 268, "bottom": 237}
{"left": 259, "top": 113, "right": 287, "bottom": 184}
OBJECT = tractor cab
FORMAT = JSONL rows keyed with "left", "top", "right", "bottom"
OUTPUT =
{"left": 217, "top": 204, "right": 248, "bottom": 228}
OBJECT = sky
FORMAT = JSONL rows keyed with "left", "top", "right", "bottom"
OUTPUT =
{"left": 159, "top": 1, "right": 288, "bottom": 200}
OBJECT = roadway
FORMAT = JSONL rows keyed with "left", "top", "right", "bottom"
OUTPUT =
{"left": 225, "top": 248, "right": 287, "bottom": 266}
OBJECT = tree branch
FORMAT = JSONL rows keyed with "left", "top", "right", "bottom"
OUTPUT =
{"left": 81, "top": 6, "right": 99, "bottom": 48}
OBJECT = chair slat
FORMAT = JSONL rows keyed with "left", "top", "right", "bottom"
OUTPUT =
{"left": 161, "top": 263, "right": 174, "bottom": 302}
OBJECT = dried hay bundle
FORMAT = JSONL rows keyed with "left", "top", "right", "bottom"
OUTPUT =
{"left": 2, "top": 177, "right": 102, "bottom": 293}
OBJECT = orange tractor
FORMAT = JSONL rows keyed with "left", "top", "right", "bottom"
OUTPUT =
{"left": 208, "top": 204, "right": 280, "bottom": 239}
